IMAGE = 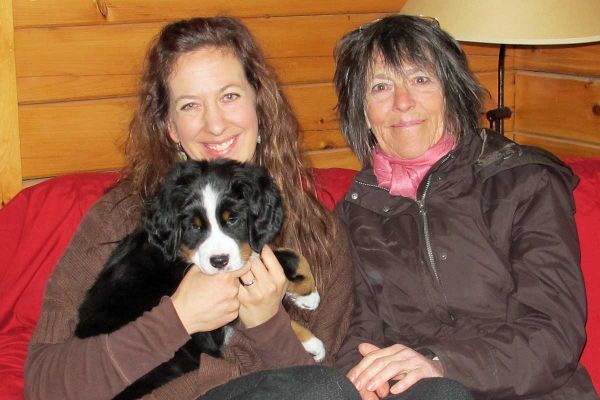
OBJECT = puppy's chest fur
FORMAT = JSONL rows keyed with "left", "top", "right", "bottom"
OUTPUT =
{"left": 74, "top": 160, "right": 323, "bottom": 400}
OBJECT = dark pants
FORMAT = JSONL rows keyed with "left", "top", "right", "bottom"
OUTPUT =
{"left": 199, "top": 365, "right": 473, "bottom": 400}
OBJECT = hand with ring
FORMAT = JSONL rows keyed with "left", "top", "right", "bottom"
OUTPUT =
{"left": 238, "top": 245, "right": 288, "bottom": 328}
{"left": 242, "top": 275, "right": 256, "bottom": 286}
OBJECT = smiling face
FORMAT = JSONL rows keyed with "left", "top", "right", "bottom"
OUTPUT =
{"left": 365, "top": 57, "right": 446, "bottom": 159}
{"left": 167, "top": 47, "right": 259, "bottom": 162}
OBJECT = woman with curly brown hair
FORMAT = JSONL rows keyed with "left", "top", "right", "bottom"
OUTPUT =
{"left": 24, "top": 16, "right": 354, "bottom": 400}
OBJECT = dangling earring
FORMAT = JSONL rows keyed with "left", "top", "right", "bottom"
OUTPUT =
{"left": 257, "top": 134, "right": 262, "bottom": 144}
{"left": 176, "top": 142, "right": 188, "bottom": 161}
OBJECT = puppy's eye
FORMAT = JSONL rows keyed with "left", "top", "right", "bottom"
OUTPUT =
{"left": 222, "top": 210, "right": 238, "bottom": 226}
{"left": 192, "top": 216, "right": 203, "bottom": 230}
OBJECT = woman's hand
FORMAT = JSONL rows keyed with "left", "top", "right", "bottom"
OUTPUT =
{"left": 171, "top": 264, "right": 250, "bottom": 334}
{"left": 238, "top": 245, "right": 288, "bottom": 329}
{"left": 347, "top": 342, "right": 444, "bottom": 397}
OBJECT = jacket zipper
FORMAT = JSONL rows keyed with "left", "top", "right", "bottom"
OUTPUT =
{"left": 355, "top": 181, "right": 388, "bottom": 191}
{"left": 416, "top": 154, "right": 455, "bottom": 322}
{"left": 416, "top": 176, "right": 439, "bottom": 281}
{"left": 353, "top": 152, "right": 455, "bottom": 322}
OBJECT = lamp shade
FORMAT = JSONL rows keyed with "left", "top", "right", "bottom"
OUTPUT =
{"left": 400, "top": 0, "right": 600, "bottom": 45}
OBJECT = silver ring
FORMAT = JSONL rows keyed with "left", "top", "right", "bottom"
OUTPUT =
{"left": 244, "top": 278, "right": 256, "bottom": 286}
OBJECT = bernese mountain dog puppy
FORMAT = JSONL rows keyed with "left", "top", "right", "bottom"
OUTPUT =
{"left": 75, "top": 159, "right": 324, "bottom": 400}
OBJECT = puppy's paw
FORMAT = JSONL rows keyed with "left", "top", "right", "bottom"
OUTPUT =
{"left": 302, "top": 336, "right": 326, "bottom": 362}
{"left": 287, "top": 290, "right": 320, "bottom": 310}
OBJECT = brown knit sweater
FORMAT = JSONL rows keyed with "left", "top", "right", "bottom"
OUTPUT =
{"left": 24, "top": 186, "right": 354, "bottom": 400}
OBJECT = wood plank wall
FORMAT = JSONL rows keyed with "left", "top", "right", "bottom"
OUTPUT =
{"left": 3, "top": 1, "right": 597, "bottom": 205}
{"left": 510, "top": 43, "right": 600, "bottom": 158}
{"left": 6, "top": 0, "right": 416, "bottom": 207}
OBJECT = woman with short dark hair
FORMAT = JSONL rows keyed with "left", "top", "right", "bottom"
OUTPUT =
{"left": 333, "top": 14, "right": 596, "bottom": 399}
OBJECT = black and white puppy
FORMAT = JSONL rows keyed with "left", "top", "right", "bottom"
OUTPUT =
{"left": 75, "top": 159, "right": 323, "bottom": 400}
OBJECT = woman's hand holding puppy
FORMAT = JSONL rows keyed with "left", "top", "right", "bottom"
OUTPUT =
{"left": 171, "top": 264, "right": 250, "bottom": 334}
{"left": 171, "top": 244, "right": 288, "bottom": 335}
{"left": 238, "top": 245, "right": 288, "bottom": 329}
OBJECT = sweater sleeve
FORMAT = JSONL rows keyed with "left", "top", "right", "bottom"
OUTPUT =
{"left": 26, "top": 298, "right": 190, "bottom": 400}
{"left": 428, "top": 167, "right": 588, "bottom": 397}
{"left": 24, "top": 191, "right": 190, "bottom": 400}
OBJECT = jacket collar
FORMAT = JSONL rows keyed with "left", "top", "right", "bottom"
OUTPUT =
{"left": 347, "top": 128, "right": 577, "bottom": 213}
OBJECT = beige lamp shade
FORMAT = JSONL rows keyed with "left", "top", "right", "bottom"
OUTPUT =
{"left": 400, "top": 0, "right": 600, "bottom": 45}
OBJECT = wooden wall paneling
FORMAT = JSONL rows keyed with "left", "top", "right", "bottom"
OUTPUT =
{"left": 269, "top": 57, "right": 335, "bottom": 85}
{"left": 18, "top": 83, "right": 346, "bottom": 178}
{"left": 246, "top": 14, "right": 381, "bottom": 59}
{"left": 15, "top": 23, "right": 158, "bottom": 78}
{"left": 513, "top": 131, "right": 600, "bottom": 158}
{"left": 0, "top": 0, "right": 22, "bottom": 206}
{"left": 15, "top": 23, "right": 499, "bottom": 105}
{"left": 17, "top": 75, "right": 139, "bottom": 105}
{"left": 17, "top": 58, "right": 334, "bottom": 105}
{"left": 305, "top": 148, "right": 360, "bottom": 170}
{"left": 465, "top": 54, "right": 501, "bottom": 74}
{"left": 14, "top": 14, "right": 386, "bottom": 104}
{"left": 19, "top": 98, "right": 133, "bottom": 178}
{"left": 300, "top": 130, "right": 348, "bottom": 152}
{"left": 514, "top": 43, "right": 600, "bottom": 78}
{"left": 286, "top": 83, "right": 339, "bottom": 131}
{"left": 514, "top": 73, "right": 600, "bottom": 144}
{"left": 462, "top": 43, "right": 506, "bottom": 73}
{"left": 13, "top": 0, "right": 405, "bottom": 28}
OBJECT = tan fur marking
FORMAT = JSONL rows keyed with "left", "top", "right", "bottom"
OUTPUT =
{"left": 193, "top": 216, "right": 202, "bottom": 228}
{"left": 222, "top": 210, "right": 230, "bottom": 221}
{"left": 286, "top": 254, "right": 316, "bottom": 296}
{"left": 240, "top": 242, "right": 252, "bottom": 263}
{"left": 180, "top": 245, "right": 194, "bottom": 263}
{"left": 291, "top": 320, "right": 315, "bottom": 342}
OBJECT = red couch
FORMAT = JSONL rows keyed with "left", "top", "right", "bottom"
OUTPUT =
{"left": 1, "top": 161, "right": 599, "bottom": 398}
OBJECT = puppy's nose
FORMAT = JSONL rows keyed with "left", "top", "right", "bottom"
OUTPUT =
{"left": 210, "top": 254, "right": 229, "bottom": 269}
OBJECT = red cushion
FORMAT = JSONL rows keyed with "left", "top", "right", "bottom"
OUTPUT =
{"left": 312, "top": 168, "right": 358, "bottom": 211}
{"left": 0, "top": 168, "right": 355, "bottom": 399}
{"left": 2, "top": 162, "right": 599, "bottom": 397}
{"left": 0, "top": 172, "right": 118, "bottom": 399}
{"left": 568, "top": 159, "right": 600, "bottom": 391}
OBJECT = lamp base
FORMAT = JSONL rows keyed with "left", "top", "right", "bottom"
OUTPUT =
{"left": 486, "top": 106, "right": 512, "bottom": 135}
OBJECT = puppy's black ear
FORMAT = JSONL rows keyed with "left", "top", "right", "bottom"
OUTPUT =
{"left": 232, "top": 164, "right": 284, "bottom": 252}
{"left": 143, "top": 161, "right": 191, "bottom": 261}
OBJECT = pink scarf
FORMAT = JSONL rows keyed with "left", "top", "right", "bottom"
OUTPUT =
{"left": 372, "top": 133, "right": 456, "bottom": 199}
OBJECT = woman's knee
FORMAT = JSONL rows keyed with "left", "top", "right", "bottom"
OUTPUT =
{"left": 201, "top": 365, "right": 360, "bottom": 400}
{"left": 264, "top": 365, "right": 359, "bottom": 400}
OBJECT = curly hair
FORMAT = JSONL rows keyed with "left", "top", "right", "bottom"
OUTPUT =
{"left": 121, "top": 16, "right": 335, "bottom": 290}
{"left": 333, "top": 14, "right": 486, "bottom": 166}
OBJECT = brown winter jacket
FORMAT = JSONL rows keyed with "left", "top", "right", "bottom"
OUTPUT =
{"left": 335, "top": 129, "right": 597, "bottom": 399}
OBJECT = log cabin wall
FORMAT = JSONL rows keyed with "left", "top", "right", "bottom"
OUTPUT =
{"left": 1, "top": 0, "right": 596, "bottom": 206}
{"left": 4, "top": 0, "right": 410, "bottom": 205}
{"left": 511, "top": 43, "right": 600, "bottom": 158}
